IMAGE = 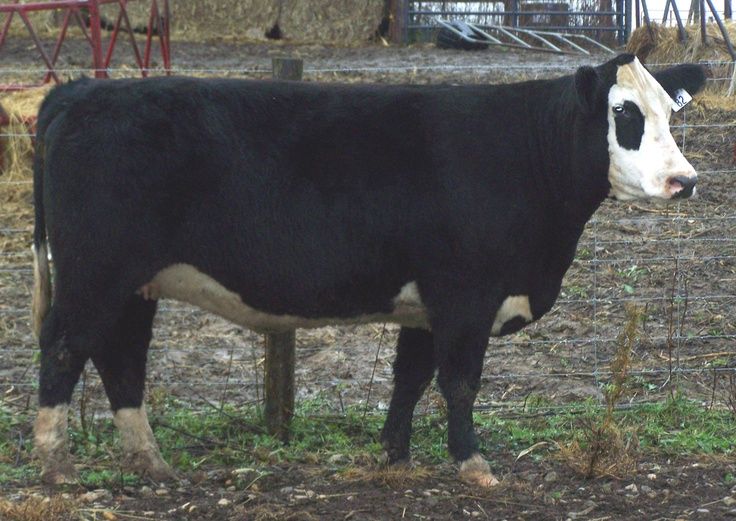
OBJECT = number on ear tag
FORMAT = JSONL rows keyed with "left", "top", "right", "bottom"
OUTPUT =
{"left": 672, "top": 88, "right": 692, "bottom": 112}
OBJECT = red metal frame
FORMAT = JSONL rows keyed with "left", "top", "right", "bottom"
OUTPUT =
{"left": 0, "top": 0, "right": 171, "bottom": 91}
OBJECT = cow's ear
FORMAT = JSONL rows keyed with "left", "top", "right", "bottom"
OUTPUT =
{"left": 574, "top": 65, "right": 600, "bottom": 114}
{"left": 654, "top": 64, "right": 707, "bottom": 99}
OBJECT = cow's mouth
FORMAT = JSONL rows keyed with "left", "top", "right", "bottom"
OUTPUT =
{"left": 667, "top": 175, "right": 697, "bottom": 199}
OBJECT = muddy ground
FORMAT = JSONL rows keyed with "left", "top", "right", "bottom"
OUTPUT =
{"left": 3, "top": 455, "right": 736, "bottom": 520}
{"left": 0, "top": 36, "right": 735, "bottom": 520}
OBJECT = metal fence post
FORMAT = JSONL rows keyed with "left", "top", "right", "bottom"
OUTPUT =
{"left": 87, "top": 0, "right": 106, "bottom": 78}
{"left": 700, "top": 0, "right": 706, "bottom": 43}
{"left": 263, "top": 57, "right": 302, "bottom": 441}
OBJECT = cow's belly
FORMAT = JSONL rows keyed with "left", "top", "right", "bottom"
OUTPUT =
{"left": 147, "top": 264, "right": 533, "bottom": 335}
{"left": 148, "top": 264, "right": 429, "bottom": 332}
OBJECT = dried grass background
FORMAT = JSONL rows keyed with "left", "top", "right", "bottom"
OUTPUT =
{"left": 627, "top": 22, "right": 736, "bottom": 96}
{"left": 2, "top": 0, "right": 386, "bottom": 45}
{"left": 0, "top": 87, "right": 48, "bottom": 254}
{"left": 0, "top": 86, "right": 49, "bottom": 186}
{"left": 172, "top": 0, "right": 385, "bottom": 44}
{"left": 0, "top": 496, "right": 78, "bottom": 521}
{"left": 627, "top": 20, "right": 736, "bottom": 64}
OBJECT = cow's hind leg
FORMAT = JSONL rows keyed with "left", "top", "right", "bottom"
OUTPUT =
{"left": 35, "top": 308, "right": 90, "bottom": 484}
{"left": 91, "top": 296, "right": 174, "bottom": 481}
{"left": 381, "top": 327, "right": 435, "bottom": 464}
{"left": 433, "top": 312, "right": 499, "bottom": 488}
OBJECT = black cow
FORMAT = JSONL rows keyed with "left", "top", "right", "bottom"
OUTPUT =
{"left": 31, "top": 54, "right": 705, "bottom": 486}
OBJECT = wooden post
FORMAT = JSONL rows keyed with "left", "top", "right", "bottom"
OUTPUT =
{"left": 272, "top": 56, "right": 303, "bottom": 81}
{"left": 388, "top": 0, "right": 408, "bottom": 44}
{"left": 264, "top": 330, "right": 296, "bottom": 441}
{"left": 262, "top": 57, "right": 302, "bottom": 441}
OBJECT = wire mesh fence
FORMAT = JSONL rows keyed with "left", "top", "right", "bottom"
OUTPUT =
{"left": 0, "top": 58, "right": 734, "bottom": 422}
{"left": 407, "top": 0, "right": 623, "bottom": 39}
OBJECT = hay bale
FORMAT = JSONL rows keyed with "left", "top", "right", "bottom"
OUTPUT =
{"left": 689, "top": 91, "right": 736, "bottom": 117}
{"left": 0, "top": 1, "right": 385, "bottom": 45}
{"left": 626, "top": 21, "right": 736, "bottom": 64}
{"left": 279, "top": 0, "right": 385, "bottom": 45}
{"left": 169, "top": 0, "right": 280, "bottom": 42}
{"left": 0, "top": 86, "right": 50, "bottom": 204}
{"left": 171, "top": 0, "right": 384, "bottom": 44}
{"left": 626, "top": 22, "right": 736, "bottom": 94}
{"left": 625, "top": 23, "right": 671, "bottom": 62}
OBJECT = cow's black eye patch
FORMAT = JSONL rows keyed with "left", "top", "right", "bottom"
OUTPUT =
{"left": 614, "top": 100, "right": 644, "bottom": 150}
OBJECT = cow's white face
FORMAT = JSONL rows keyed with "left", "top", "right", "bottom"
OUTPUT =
{"left": 607, "top": 57, "right": 697, "bottom": 201}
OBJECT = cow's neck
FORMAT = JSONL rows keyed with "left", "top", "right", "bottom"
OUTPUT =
{"left": 527, "top": 77, "right": 610, "bottom": 230}
{"left": 506, "top": 77, "right": 611, "bottom": 311}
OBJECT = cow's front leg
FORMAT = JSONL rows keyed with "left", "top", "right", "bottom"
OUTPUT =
{"left": 91, "top": 296, "right": 175, "bottom": 482}
{"left": 433, "top": 313, "right": 499, "bottom": 488}
{"left": 381, "top": 327, "right": 436, "bottom": 464}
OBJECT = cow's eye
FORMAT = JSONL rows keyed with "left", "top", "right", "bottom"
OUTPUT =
{"left": 613, "top": 105, "right": 626, "bottom": 115}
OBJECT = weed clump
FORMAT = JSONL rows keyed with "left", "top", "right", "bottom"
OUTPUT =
{"left": 559, "top": 304, "right": 642, "bottom": 479}
{"left": 341, "top": 463, "right": 433, "bottom": 487}
{"left": 0, "top": 495, "right": 78, "bottom": 521}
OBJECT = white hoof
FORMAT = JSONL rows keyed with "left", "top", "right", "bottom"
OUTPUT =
{"left": 124, "top": 451, "right": 177, "bottom": 482}
{"left": 458, "top": 453, "right": 500, "bottom": 488}
{"left": 41, "top": 462, "right": 79, "bottom": 485}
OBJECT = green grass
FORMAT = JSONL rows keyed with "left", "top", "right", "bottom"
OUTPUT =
{"left": 616, "top": 265, "right": 651, "bottom": 294}
{"left": 624, "top": 398, "right": 736, "bottom": 454}
{"left": 0, "top": 395, "right": 733, "bottom": 487}
{"left": 0, "top": 407, "right": 35, "bottom": 483}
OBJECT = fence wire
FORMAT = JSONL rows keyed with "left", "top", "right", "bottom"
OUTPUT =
{"left": 0, "top": 60, "right": 735, "bottom": 419}
{"left": 0, "top": 60, "right": 733, "bottom": 74}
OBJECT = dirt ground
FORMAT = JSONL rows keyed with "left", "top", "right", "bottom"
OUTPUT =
{"left": 1, "top": 35, "right": 735, "bottom": 520}
{"left": 3, "top": 455, "right": 736, "bottom": 520}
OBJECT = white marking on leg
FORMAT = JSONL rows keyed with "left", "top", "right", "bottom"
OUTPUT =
{"left": 391, "top": 281, "right": 427, "bottom": 327}
{"left": 136, "top": 282, "right": 160, "bottom": 301}
{"left": 458, "top": 453, "right": 500, "bottom": 488}
{"left": 491, "top": 295, "right": 532, "bottom": 336}
{"left": 35, "top": 404, "right": 68, "bottom": 457}
{"left": 393, "top": 282, "right": 422, "bottom": 307}
{"left": 114, "top": 406, "right": 157, "bottom": 456}
{"left": 114, "top": 406, "right": 174, "bottom": 480}
{"left": 34, "top": 404, "right": 77, "bottom": 483}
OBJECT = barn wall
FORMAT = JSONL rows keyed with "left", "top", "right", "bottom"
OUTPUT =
{"left": 117, "top": 0, "right": 386, "bottom": 44}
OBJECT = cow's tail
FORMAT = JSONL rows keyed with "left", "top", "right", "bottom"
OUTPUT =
{"left": 31, "top": 127, "right": 50, "bottom": 339}
{"left": 30, "top": 77, "right": 91, "bottom": 338}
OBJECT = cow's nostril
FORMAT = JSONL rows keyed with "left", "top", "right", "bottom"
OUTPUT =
{"left": 668, "top": 175, "right": 697, "bottom": 199}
